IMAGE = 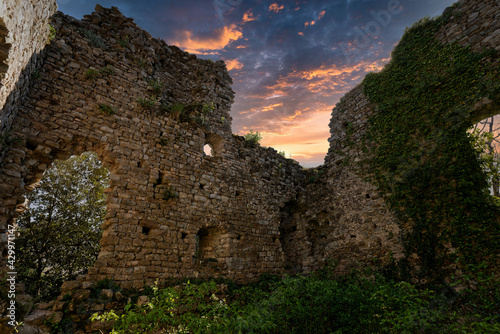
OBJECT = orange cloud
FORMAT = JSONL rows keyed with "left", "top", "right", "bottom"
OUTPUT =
{"left": 269, "top": 3, "right": 284, "bottom": 13}
{"left": 242, "top": 10, "right": 257, "bottom": 23}
{"left": 267, "top": 58, "right": 391, "bottom": 95}
{"left": 305, "top": 10, "right": 326, "bottom": 27}
{"left": 261, "top": 103, "right": 283, "bottom": 112}
{"left": 225, "top": 59, "right": 243, "bottom": 71}
{"left": 247, "top": 110, "right": 331, "bottom": 167}
{"left": 171, "top": 24, "right": 243, "bottom": 54}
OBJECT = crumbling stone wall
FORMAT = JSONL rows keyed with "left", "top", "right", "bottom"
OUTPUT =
{"left": 0, "top": 0, "right": 57, "bottom": 134}
{"left": 0, "top": 6, "right": 306, "bottom": 288}
{"left": 286, "top": 0, "right": 500, "bottom": 274}
{"left": 0, "top": 0, "right": 57, "bottom": 279}
{"left": 0, "top": 0, "right": 498, "bottom": 300}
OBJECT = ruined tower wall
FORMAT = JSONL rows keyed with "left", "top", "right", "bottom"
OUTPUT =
{"left": 0, "top": 0, "right": 498, "bottom": 292}
{"left": 0, "top": 0, "right": 57, "bottom": 134}
{"left": 0, "top": 7, "right": 305, "bottom": 287}
{"left": 281, "top": 0, "right": 500, "bottom": 275}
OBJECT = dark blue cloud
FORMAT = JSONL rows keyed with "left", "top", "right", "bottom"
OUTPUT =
{"left": 57, "top": 0, "right": 457, "bottom": 166}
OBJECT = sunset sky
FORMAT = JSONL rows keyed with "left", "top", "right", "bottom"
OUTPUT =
{"left": 57, "top": 0, "right": 456, "bottom": 166}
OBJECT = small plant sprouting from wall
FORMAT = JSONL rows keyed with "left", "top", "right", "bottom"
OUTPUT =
{"left": 244, "top": 130, "right": 263, "bottom": 146}
{"left": 138, "top": 97, "right": 158, "bottom": 109}
{"left": 85, "top": 68, "right": 99, "bottom": 80}
{"left": 79, "top": 28, "right": 106, "bottom": 48}
{"left": 163, "top": 185, "right": 178, "bottom": 201}
{"left": 100, "top": 65, "right": 115, "bottom": 75}
{"left": 202, "top": 102, "right": 215, "bottom": 113}
{"left": 118, "top": 36, "right": 129, "bottom": 47}
{"left": 148, "top": 79, "right": 163, "bottom": 95}
{"left": 46, "top": 23, "right": 56, "bottom": 45}
{"left": 85, "top": 66, "right": 115, "bottom": 80}
{"left": 98, "top": 103, "right": 116, "bottom": 115}
{"left": 158, "top": 137, "right": 169, "bottom": 146}
{"left": 31, "top": 69, "right": 41, "bottom": 80}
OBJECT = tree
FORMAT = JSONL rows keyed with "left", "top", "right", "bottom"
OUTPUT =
{"left": 16, "top": 152, "right": 108, "bottom": 301}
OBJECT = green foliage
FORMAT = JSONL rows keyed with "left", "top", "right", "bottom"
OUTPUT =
{"left": 163, "top": 185, "right": 178, "bottom": 201}
{"left": 137, "top": 97, "right": 157, "bottom": 109}
{"left": 160, "top": 103, "right": 213, "bottom": 131}
{"left": 147, "top": 79, "right": 163, "bottom": 95}
{"left": 306, "top": 169, "right": 324, "bottom": 183}
{"left": 118, "top": 36, "right": 129, "bottom": 47}
{"left": 470, "top": 125, "right": 500, "bottom": 195}
{"left": 46, "top": 23, "right": 56, "bottom": 44}
{"left": 99, "top": 103, "right": 116, "bottom": 115}
{"left": 158, "top": 137, "right": 169, "bottom": 146}
{"left": 244, "top": 130, "right": 263, "bottom": 146}
{"left": 85, "top": 68, "right": 99, "bottom": 80}
{"left": 101, "top": 65, "right": 115, "bottom": 75}
{"left": 79, "top": 28, "right": 106, "bottom": 48}
{"left": 202, "top": 102, "right": 215, "bottom": 113}
{"left": 161, "top": 103, "right": 185, "bottom": 118}
{"left": 360, "top": 14, "right": 500, "bottom": 280}
{"left": 31, "top": 69, "right": 41, "bottom": 80}
{"left": 89, "top": 278, "right": 122, "bottom": 300}
{"left": 91, "top": 269, "right": 499, "bottom": 334}
{"left": 137, "top": 59, "right": 147, "bottom": 68}
{"left": 86, "top": 66, "right": 115, "bottom": 80}
{"left": 16, "top": 152, "right": 108, "bottom": 301}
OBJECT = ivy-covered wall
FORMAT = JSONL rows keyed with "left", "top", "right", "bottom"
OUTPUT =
{"left": 325, "top": 0, "right": 500, "bottom": 281}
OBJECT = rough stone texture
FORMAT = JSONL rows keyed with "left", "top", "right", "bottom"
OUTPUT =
{"left": 0, "top": 6, "right": 306, "bottom": 288}
{"left": 0, "top": 0, "right": 57, "bottom": 135}
{"left": 318, "top": 0, "right": 500, "bottom": 273}
{"left": 0, "top": 3, "right": 498, "bottom": 329}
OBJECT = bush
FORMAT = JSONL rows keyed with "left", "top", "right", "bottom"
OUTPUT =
{"left": 244, "top": 130, "right": 262, "bottom": 146}
{"left": 92, "top": 269, "right": 500, "bottom": 334}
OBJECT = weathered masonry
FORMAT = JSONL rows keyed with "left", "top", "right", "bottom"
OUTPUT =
{"left": 0, "top": 0, "right": 499, "bottom": 292}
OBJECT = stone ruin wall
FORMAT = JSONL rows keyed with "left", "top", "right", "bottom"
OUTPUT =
{"left": 267, "top": 0, "right": 500, "bottom": 275}
{"left": 0, "top": 0, "right": 57, "bottom": 142}
{"left": 0, "top": 5, "right": 308, "bottom": 288}
{"left": 0, "top": 0, "right": 498, "bottom": 296}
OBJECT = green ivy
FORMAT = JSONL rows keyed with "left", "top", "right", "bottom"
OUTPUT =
{"left": 360, "top": 15, "right": 500, "bottom": 280}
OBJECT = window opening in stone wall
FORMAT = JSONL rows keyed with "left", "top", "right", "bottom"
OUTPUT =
{"left": 15, "top": 151, "right": 109, "bottom": 302}
{"left": 204, "top": 144, "right": 213, "bottom": 157}
{"left": 204, "top": 133, "right": 224, "bottom": 157}
{"left": 470, "top": 115, "right": 500, "bottom": 196}
{"left": 195, "top": 227, "right": 223, "bottom": 262}
{"left": 142, "top": 226, "right": 151, "bottom": 235}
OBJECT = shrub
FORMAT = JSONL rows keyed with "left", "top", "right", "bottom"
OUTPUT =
{"left": 85, "top": 68, "right": 99, "bottom": 80}
{"left": 137, "top": 97, "right": 157, "bottom": 109}
{"left": 244, "top": 130, "right": 262, "bottom": 146}
{"left": 98, "top": 103, "right": 116, "bottom": 115}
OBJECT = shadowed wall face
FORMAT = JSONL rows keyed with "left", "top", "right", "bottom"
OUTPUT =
{"left": 0, "top": 0, "right": 498, "bottom": 291}
{"left": 0, "top": 6, "right": 304, "bottom": 288}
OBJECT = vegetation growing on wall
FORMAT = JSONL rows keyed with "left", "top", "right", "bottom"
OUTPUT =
{"left": 361, "top": 12, "right": 500, "bottom": 281}
{"left": 87, "top": 271, "right": 499, "bottom": 334}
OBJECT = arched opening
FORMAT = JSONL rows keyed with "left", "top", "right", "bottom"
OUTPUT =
{"left": 15, "top": 151, "right": 109, "bottom": 301}
{"left": 195, "top": 227, "right": 226, "bottom": 263}
{"left": 0, "top": 17, "right": 11, "bottom": 87}
{"left": 470, "top": 115, "right": 500, "bottom": 196}
{"left": 204, "top": 133, "right": 224, "bottom": 157}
